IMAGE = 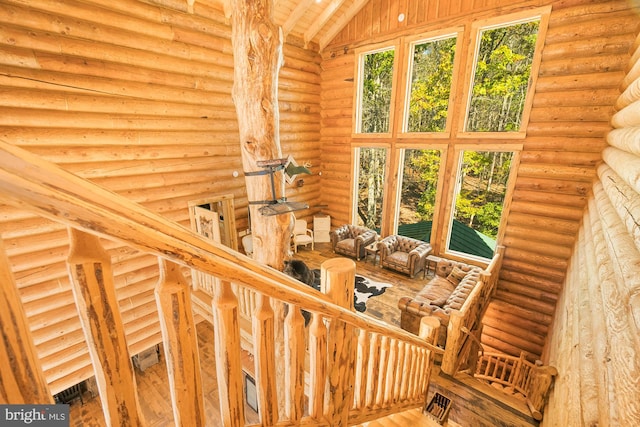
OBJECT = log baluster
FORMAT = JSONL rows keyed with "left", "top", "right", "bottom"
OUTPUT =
{"left": 364, "top": 332, "right": 380, "bottom": 409}
{"left": 391, "top": 339, "right": 406, "bottom": 403}
{"left": 308, "top": 311, "right": 327, "bottom": 419}
{"left": 321, "top": 258, "right": 356, "bottom": 426}
{"left": 398, "top": 341, "right": 411, "bottom": 401}
{"left": 155, "top": 259, "right": 205, "bottom": 426}
{"left": 212, "top": 279, "right": 244, "bottom": 427}
{"left": 252, "top": 293, "right": 278, "bottom": 425}
{"left": 0, "top": 237, "right": 53, "bottom": 404}
{"left": 383, "top": 339, "right": 398, "bottom": 404}
{"left": 353, "top": 329, "right": 370, "bottom": 410}
{"left": 66, "top": 229, "right": 144, "bottom": 426}
{"left": 374, "top": 335, "right": 390, "bottom": 409}
{"left": 284, "top": 303, "right": 305, "bottom": 422}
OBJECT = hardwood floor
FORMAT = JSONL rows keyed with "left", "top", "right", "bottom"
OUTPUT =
{"left": 66, "top": 243, "right": 535, "bottom": 426}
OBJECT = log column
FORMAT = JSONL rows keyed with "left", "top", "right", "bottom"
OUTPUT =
{"left": 66, "top": 229, "right": 144, "bottom": 426}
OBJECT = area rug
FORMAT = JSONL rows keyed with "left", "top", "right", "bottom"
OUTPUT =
{"left": 353, "top": 275, "right": 392, "bottom": 313}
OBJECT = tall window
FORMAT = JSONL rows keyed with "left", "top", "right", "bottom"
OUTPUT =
{"left": 397, "top": 149, "right": 442, "bottom": 241}
{"left": 465, "top": 18, "right": 540, "bottom": 133}
{"left": 447, "top": 150, "right": 514, "bottom": 259}
{"left": 357, "top": 48, "right": 395, "bottom": 133}
{"left": 405, "top": 34, "right": 457, "bottom": 133}
{"left": 355, "top": 147, "right": 387, "bottom": 231}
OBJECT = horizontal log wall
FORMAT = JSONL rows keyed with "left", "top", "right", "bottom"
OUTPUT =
{"left": 0, "top": 0, "right": 321, "bottom": 394}
{"left": 321, "top": 0, "right": 638, "bottom": 364}
{"left": 543, "top": 27, "right": 640, "bottom": 426}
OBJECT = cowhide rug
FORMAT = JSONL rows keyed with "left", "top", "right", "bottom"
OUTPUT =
{"left": 353, "top": 274, "right": 392, "bottom": 313}
{"left": 283, "top": 260, "right": 392, "bottom": 314}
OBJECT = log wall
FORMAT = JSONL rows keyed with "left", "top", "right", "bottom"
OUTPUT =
{"left": 0, "top": 0, "right": 321, "bottom": 394}
{"left": 320, "top": 0, "right": 639, "bottom": 365}
{"left": 543, "top": 28, "right": 640, "bottom": 427}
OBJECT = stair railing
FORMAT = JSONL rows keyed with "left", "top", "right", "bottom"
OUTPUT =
{"left": 0, "top": 140, "right": 442, "bottom": 426}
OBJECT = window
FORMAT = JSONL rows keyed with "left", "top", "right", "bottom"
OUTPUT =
{"left": 465, "top": 18, "right": 541, "bottom": 133}
{"left": 404, "top": 34, "right": 458, "bottom": 133}
{"left": 447, "top": 150, "right": 514, "bottom": 259}
{"left": 354, "top": 147, "right": 387, "bottom": 231}
{"left": 356, "top": 47, "right": 395, "bottom": 134}
{"left": 396, "top": 149, "right": 442, "bottom": 241}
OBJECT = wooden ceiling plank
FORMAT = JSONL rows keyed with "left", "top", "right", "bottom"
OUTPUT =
{"left": 283, "top": 0, "right": 317, "bottom": 36}
{"left": 318, "top": 0, "right": 369, "bottom": 50}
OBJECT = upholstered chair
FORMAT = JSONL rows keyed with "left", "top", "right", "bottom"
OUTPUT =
{"left": 329, "top": 224, "right": 377, "bottom": 260}
{"left": 377, "top": 235, "right": 432, "bottom": 278}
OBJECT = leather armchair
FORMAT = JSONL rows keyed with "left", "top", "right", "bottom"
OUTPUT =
{"left": 378, "top": 235, "right": 432, "bottom": 278}
{"left": 330, "top": 224, "right": 377, "bottom": 260}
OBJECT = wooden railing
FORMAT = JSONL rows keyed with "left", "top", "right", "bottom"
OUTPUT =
{"left": 440, "top": 246, "right": 505, "bottom": 376}
{"left": 0, "top": 140, "right": 442, "bottom": 426}
{"left": 473, "top": 351, "right": 558, "bottom": 421}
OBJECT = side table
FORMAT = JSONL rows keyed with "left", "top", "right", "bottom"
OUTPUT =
{"left": 424, "top": 255, "right": 442, "bottom": 277}
{"left": 364, "top": 241, "right": 380, "bottom": 266}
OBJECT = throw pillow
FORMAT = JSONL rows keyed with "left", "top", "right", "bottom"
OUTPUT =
{"left": 446, "top": 266, "right": 467, "bottom": 285}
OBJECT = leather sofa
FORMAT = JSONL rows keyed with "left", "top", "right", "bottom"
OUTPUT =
{"left": 377, "top": 235, "right": 432, "bottom": 278}
{"left": 329, "top": 224, "right": 378, "bottom": 260}
{"left": 398, "top": 258, "right": 482, "bottom": 346}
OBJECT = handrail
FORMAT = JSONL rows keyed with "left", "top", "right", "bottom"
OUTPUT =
{"left": 0, "top": 140, "right": 441, "bottom": 355}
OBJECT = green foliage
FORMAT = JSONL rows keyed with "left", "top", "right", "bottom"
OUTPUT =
{"left": 467, "top": 20, "right": 540, "bottom": 132}
{"left": 407, "top": 37, "right": 457, "bottom": 132}
{"left": 399, "top": 149, "right": 441, "bottom": 225}
{"left": 361, "top": 50, "right": 395, "bottom": 133}
{"left": 357, "top": 147, "right": 387, "bottom": 229}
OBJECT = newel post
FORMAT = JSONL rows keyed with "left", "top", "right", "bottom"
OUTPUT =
{"left": 322, "top": 258, "right": 356, "bottom": 426}
{"left": 155, "top": 259, "right": 205, "bottom": 426}
{"left": 66, "top": 229, "right": 144, "bottom": 426}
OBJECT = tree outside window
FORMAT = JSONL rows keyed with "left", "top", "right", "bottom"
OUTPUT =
{"left": 359, "top": 49, "right": 395, "bottom": 133}
{"left": 355, "top": 147, "right": 386, "bottom": 231}
{"left": 406, "top": 35, "right": 457, "bottom": 133}
{"left": 448, "top": 150, "right": 513, "bottom": 259}
{"left": 466, "top": 19, "right": 540, "bottom": 132}
{"left": 397, "top": 149, "right": 441, "bottom": 241}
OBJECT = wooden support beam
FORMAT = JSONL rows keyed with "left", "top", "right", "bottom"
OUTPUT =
{"left": 0, "top": 237, "right": 53, "bottom": 404}
{"left": 155, "top": 259, "right": 205, "bottom": 426}
{"left": 66, "top": 229, "right": 144, "bottom": 426}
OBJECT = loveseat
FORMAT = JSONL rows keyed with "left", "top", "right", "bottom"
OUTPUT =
{"left": 398, "top": 258, "right": 482, "bottom": 346}
{"left": 377, "top": 235, "right": 432, "bottom": 278}
{"left": 329, "top": 224, "right": 377, "bottom": 260}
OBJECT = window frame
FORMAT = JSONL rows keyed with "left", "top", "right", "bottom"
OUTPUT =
{"left": 353, "top": 42, "right": 400, "bottom": 138}
{"left": 457, "top": 7, "right": 551, "bottom": 139}
{"left": 441, "top": 145, "right": 522, "bottom": 262}
{"left": 397, "top": 28, "right": 464, "bottom": 139}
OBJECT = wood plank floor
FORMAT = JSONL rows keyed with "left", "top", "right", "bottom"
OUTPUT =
{"left": 66, "top": 242, "right": 536, "bottom": 426}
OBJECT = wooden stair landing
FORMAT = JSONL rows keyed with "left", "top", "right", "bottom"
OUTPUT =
{"left": 355, "top": 407, "right": 461, "bottom": 426}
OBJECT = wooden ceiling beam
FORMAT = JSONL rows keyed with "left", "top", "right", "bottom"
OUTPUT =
{"left": 318, "top": 0, "right": 368, "bottom": 50}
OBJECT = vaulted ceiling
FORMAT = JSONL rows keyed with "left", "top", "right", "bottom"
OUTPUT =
{"left": 208, "top": 0, "right": 369, "bottom": 49}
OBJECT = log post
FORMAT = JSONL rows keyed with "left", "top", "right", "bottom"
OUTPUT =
{"left": 230, "top": 0, "right": 290, "bottom": 270}
{"left": 419, "top": 316, "right": 441, "bottom": 346}
{"left": 441, "top": 310, "right": 465, "bottom": 376}
{"left": 321, "top": 258, "right": 356, "bottom": 426}
{"left": 526, "top": 362, "right": 558, "bottom": 421}
{"left": 66, "top": 229, "right": 144, "bottom": 426}
{"left": 0, "top": 237, "right": 53, "bottom": 404}
{"left": 155, "top": 259, "right": 205, "bottom": 426}
{"left": 230, "top": 1, "right": 289, "bottom": 418}
{"left": 212, "top": 280, "right": 244, "bottom": 427}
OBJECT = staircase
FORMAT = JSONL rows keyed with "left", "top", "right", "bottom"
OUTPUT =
{"left": 0, "top": 140, "right": 443, "bottom": 425}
